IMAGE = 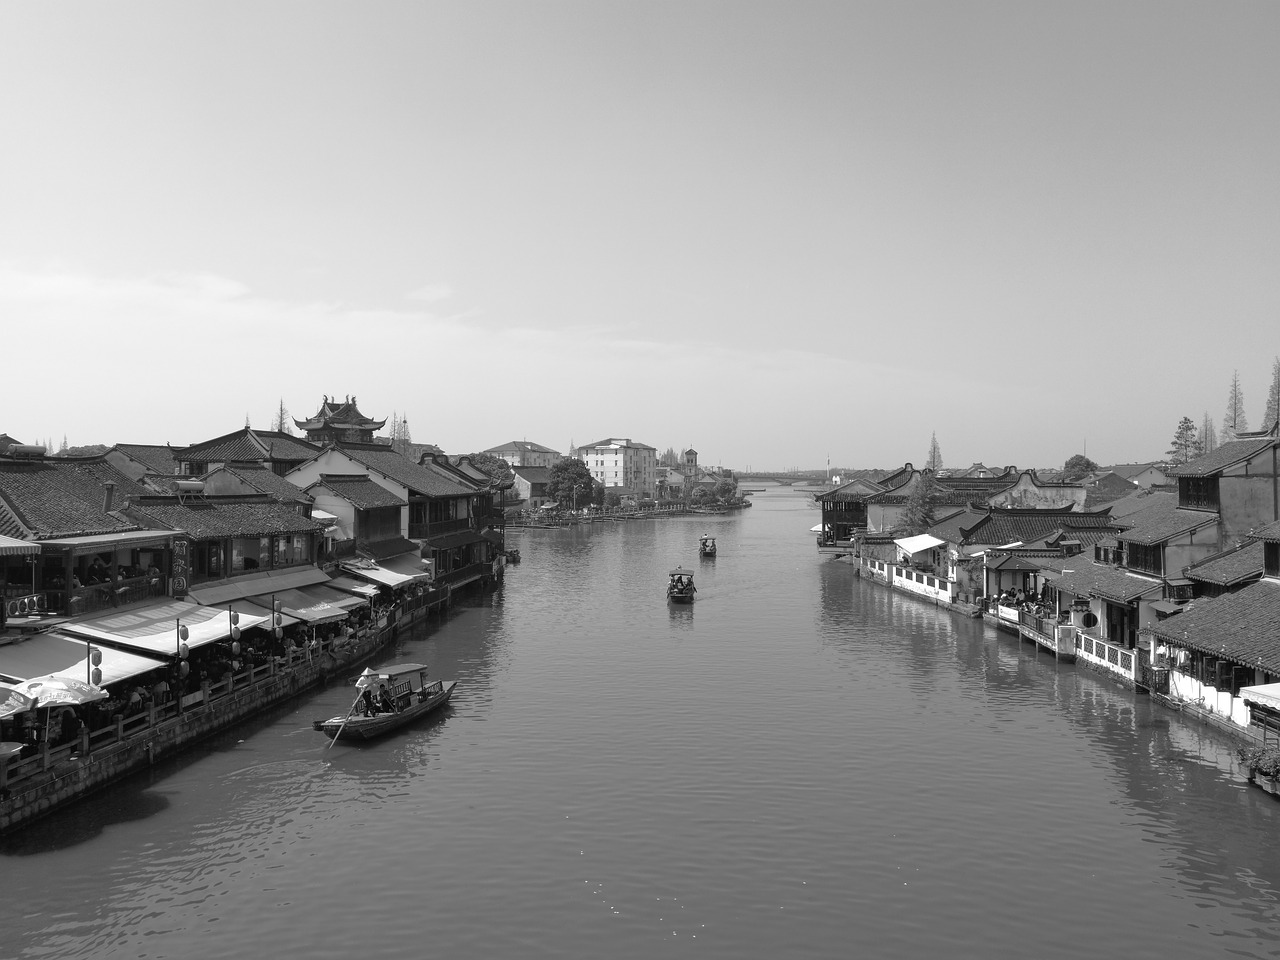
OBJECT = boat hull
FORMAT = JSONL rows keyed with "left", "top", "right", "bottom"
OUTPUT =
{"left": 313, "top": 681, "right": 456, "bottom": 741}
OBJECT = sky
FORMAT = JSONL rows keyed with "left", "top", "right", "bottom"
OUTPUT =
{"left": 1, "top": 2, "right": 1278, "bottom": 472}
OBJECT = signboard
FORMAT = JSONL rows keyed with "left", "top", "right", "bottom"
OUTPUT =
{"left": 171, "top": 537, "right": 191, "bottom": 598}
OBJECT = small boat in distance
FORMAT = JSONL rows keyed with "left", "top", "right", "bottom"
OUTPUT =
{"left": 667, "top": 566, "right": 697, "bottom": 603}
{"left": 699, "top": 535, "right": 717, "bottom": 558}
{"left": 314, "top": 663, "right": 456, "bottom": 744}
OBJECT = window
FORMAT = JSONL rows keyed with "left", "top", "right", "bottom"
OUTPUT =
{"left": 1126, "top": 542, "right": 1163, "bottom": 576}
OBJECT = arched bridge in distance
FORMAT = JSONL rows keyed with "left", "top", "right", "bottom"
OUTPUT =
{"left": 734, "top": 471, "right": 831, "bottom": 487}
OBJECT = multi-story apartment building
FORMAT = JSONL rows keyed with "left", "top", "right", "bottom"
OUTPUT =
{"left": 577, "top": 438, "right": 657, "bottom": 498}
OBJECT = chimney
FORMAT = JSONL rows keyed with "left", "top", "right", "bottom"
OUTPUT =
{"left": 102, "top": 481, "right": 116, "bottom": 513}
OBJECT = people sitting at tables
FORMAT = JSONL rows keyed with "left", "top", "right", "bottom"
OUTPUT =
{"left": 87, "top": 558, "right": 108, "bottom": 584}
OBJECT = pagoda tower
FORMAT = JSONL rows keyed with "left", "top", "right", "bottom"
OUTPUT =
{"left": 293, "top": 395, "right": 387, "bottom": 444}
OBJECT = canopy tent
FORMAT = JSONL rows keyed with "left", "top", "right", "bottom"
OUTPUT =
{"left": 58, "top": 599, "right": 269, "bottom": 656}
{"left": 0, "top": 534, "right": 40, "bottom": 557}
{"left": 893, "top": 534, "right": 945, "bottom": 556}
{"left": 0, "top": 632, "right": 168, "bottom": 687}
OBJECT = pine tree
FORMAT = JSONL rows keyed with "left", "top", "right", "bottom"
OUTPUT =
{"left": 925, "top": 432, "right": 943, "bottom": 472}
{"left": 1200, "top": 412, "right": 1217, "bottom": 455}
{"left": 58, "top": 434, "right": 68, "bottom": 454}
{"left": 1167, "top": 416, "right": 1199, "bottom": 464}
{"left": 1263, "top": 356, "right": 1280, "bottom": 434}
{"left": 1222, "top": 370, "right": 1249, "bottom": 442}
{"left": 271, "top": 397, "right": 292, "bottom": 435}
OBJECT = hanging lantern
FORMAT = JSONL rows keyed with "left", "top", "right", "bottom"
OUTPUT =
{"left": 90, "top": 648, "right": 103, "bottom": 666}
{"left": 229, "top": 610, "right": 239, "bottom": 625}
{"left": 91, "top": 667, "right": 102, "bottom": 685}
{"left": 179, "top": 625, "right": 189, "bottom": 641}
{"left": 178, "top": 661, "right": 190, "bottom": 678}
{"left": 274, "top": 613, "right": 283, "bottom": 627}
{"left": 230, "top": 625, "right": 241, "bottom": 641}
{"left": 273, "top": 626, "right": 283, "bottom": 639}
{"left": 231, "top": 641, "right": 241, "bottom": 655}
{"left": 178, "top": 642, "right": 190, "bottom": 660}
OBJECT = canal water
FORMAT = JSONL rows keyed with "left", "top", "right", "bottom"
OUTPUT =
{"left": 5, "top": 485, "right": 1280, "bottom": 959}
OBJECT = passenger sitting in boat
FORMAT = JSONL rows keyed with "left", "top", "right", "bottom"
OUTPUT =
{"left": 378, "top": 684, "right": 396, "bottom": 714}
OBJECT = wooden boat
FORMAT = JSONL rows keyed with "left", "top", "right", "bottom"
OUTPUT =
{"left": 699, "top": 535, "right": 717, "bottom": 558}
{"left": 667, "top": 566, "right": 696, "bottom": 603}
{"left": 313, "top": 663, "right": 456, "bottom": 743}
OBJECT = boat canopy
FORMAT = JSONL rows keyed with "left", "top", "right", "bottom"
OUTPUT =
{"left": 669, "top": 567, "right": 693, "bottom": 577}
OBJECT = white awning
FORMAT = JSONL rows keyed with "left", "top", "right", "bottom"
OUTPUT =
{"left": 0, "top": 534, "right": 39, "bottom": 557}
{"left": 58, "top": 599, "right": 269, "bottom": 655}
{"left": 1242, "top": 683, "right": 1280, "bottom": 712}
{"left": 893, "top": 534, "right": 945, "bottom": 555}
{"left": 0, "top": 632, "right": 169, "bottom": 687}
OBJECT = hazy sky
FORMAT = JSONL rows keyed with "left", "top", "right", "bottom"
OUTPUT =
{"left": 2, "top": 2, "right": 1278, "bottom": 471}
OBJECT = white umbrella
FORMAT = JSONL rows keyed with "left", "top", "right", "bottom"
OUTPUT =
{"left": 8, "top": 676, "right": 108, "bottom": 707}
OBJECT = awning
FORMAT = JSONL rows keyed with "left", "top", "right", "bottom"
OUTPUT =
{"left": 297, "top": 583, "right": 367, "bottom": 611}
{"left": 311, "top": 509, "right": 338, "bottom": 523}
{"left": 0, "top": 632, "right": 168, "bottom": 687}
{"left": 186, "top": 566, "right": 332, "bottom": 605}
{"left": 58, "top": 599, "right": 268, "bottom": 656}
{"left": 894, "top": 534, "right": 944, "bottom": 555}
{"left": 37, "top": 530, "right": 177, "bottom": 556}
{"left": 341, "top": 553, "right": 432, "bottom": 587}
{"left": 247, "top": 585, "right": 361, "bottom": 625}
{"left": 1242, "top": 683, "right": 1280, "bottom": 712}
{"left": 0, "top": 534, "right": 39, "bottom": 557}
{"left": 361, "top": 537, "right": 421, "bottom": 561}
{"left": 326, "top": 575, "right": 380, "bottom": 599}
{"left": 1148, "top": 599, "right": 1184, "bottom": 616}
{"left": 225, "top": 596, "right": 301, "bottom": 628}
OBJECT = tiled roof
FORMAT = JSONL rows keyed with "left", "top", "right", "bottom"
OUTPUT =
{"left": 1185, "top": 542, "right": 1265, "bottom": 587}
{"left": 293, "top": 396, "right": 386, "bottom": 432}
{"left": 113, "top": 443, "right": 180, "bottom": 476}
{"left": 1146, "top": 581, "right": 1280, "bottom": 669}
{"left": 513, "top": 465, "right": 551, "bottom": 483}
{"left": 1114, "top": 497, "right": 1216, "bottom": 546}
{"left": 222, "top": 465, "right": 313, "bottom": 503}
{"left": 817, "top": 477, "right": 887, "bottom": 503}
{"left": 1164, "top": 436, "right": 1277, "bottom": 478}
{"left": 0, "top": 457, "right": 146, "bottom": 539}
{"left": 960, "top": 508, "right": 1115, "bottom": 548}
{"left": 1250, "top": 520, "right": 1280, "bottom": 543}
{"left": 485, "top": 440, "right": 560, "bottom": 455}
{"left": 335, "top": 443, "right": 476, "bottom": 497}
{"left": 1106, "top": 490, "right": 1176, "bottom": 522}
{"left": 1049, "top": 561, "right": 1162, "bottom": 604}
{"left": 864, "top": 472, "right": 1017, "bottom": 505}
{"left": 127, "top": 497, "right": 326, "bottom": 539}
{"left": 310, "top": 474, "right": 405, "bottom": 510}
{"left": 179, "top": 429, "right": 321, "bottom": 464}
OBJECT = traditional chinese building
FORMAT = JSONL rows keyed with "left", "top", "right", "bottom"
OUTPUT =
{"left": 293, "top": 395, "right": 387, "bottom": 445}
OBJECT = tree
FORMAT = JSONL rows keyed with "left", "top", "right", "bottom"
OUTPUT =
{"left": 1263, "top": 356, "right": 1280, "bottom": 434}
{"left": 1200, "top": 411, "right": 1218, "bottom": 455}
{"left": 925, "top": 432, "right": 943, "bottom": 472}
{"left": 658, "top": 447, "right": 680, "bottom": 468}
{"left": 546, "top": 457, "right": 596, "bottom": 509}
{"left": 1167, "top": 416, "right": 1199, "bottom": 463}
{"left": 388, "top": 411, "right": 412, "bottom": 457}
{"left": 271, "top": 398, "right": 293, "bottom": 435}
{"left": 897, "top": 472, "right": 939, "bottom": 536}
{"left": 461, "top": 452, "right": 513, "bottom": 485}
{"left": 1061, "top": 454, "right": 1100, "bottom": 481}
{"left": 1222, "top": 369, "right": 1249, "bottom": 441}
{"left": 713, "top": 478, "right": 736, "bottom": 501}
{"left": 58, "top": 434, "right": 68, "bottom": 454}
